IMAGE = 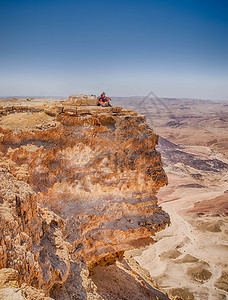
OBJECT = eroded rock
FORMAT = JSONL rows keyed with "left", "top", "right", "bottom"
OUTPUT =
{"left": 0, "top": 96, "right": 169, "bottom": 298}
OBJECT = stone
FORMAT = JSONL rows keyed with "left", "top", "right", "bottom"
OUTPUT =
{"left": 67, "top": 94, "right": 98, "bottom": 106}
{"left": 0, "top": 95, "right": 169, "bottom": 298}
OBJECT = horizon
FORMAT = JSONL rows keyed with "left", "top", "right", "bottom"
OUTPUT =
{"left": 1, "top": 0, "right": 228, "bottom": 100}
{"left": 1, "top": 94, "right": 228, "bottom": 102}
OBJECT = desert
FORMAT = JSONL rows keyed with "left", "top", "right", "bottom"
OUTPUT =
{"left": 1, "top": 0, "right": 228, "bottom": 298}
{"left": 113, "top": 96, "right": 228, "bottom": 299}
{"left": 0, "top": 95, "right": 227, "bottom": 300}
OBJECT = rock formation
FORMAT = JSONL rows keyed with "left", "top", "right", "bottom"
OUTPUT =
{"left": 0, "top": 96, "right": 169, "bottom": 299}
{"left": 67, "top": 94, "right": 97, "bottom": 105}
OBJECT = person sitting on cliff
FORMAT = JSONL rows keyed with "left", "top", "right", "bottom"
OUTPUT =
{"left": 97, "top": 92, "right": 112, "bottom": 107}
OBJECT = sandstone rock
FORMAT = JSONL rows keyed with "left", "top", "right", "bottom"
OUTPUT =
{"left": 0, "top": 96, "right": 169, "bottom": 298}
{"left": 0, "top": 287, "right": 25, "bottom": 300}
{"left": 0, "top": 269, "right": 54, "bottom": 299}
{"left": 68, "top": 94, "right": 98, "bottom": 106}
{"left": 0, "top": 268, "right": 19, "bottom": 289}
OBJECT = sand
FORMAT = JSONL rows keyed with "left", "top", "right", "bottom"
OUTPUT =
{"left": 131, "top": 157, "right": 228, "bottom": 300}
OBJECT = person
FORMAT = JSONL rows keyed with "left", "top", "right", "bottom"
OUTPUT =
{"left": 97, "top": 92, "right": 112, "bottom": 107}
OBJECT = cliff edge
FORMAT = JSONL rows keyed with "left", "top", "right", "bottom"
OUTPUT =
{"left": 0, "top": 96, "right": 170, "bottom": 299}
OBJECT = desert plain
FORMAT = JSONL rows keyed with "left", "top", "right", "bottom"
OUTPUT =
{"left": 113, "top": 96, "right": 228, "bottom": 300}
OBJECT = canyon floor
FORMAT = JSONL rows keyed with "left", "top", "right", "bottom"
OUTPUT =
{"left": 113, "top": 96, "right": 228, "bottom": 300}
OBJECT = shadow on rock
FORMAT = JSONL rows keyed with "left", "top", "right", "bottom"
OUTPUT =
{"left": 91, "top": 264, "right": 170, "bottom": 300}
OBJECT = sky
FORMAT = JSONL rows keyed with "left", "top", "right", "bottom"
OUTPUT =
{"left": 0, "top": 0, "right": 228, "bottom": 99}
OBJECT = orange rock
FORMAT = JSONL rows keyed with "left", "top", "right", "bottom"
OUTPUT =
{"left": 0, "top": 96, "right": 170, "bottom": 298}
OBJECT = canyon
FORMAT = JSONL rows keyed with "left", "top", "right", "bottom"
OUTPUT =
{"left": 0, "top": 96, "right": 170, "bottom": 299}
{"left": 113, "top": 96, "right": 228, "bottom": 300}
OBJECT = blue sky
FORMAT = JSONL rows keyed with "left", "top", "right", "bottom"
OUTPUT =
{"left": 0, "top": 0, "right": 228, "bottom": 99}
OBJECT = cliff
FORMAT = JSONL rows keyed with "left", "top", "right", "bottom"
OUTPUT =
{"left": 0, "top": 96, "right": 170, "bottom": 299}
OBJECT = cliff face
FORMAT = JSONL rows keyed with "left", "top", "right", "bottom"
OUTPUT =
{"left": 0, "top": 97, "right": 169, "bottom": 298}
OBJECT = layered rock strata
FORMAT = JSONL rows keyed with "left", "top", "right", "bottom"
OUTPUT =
{"left": 0, "top": 97, "right": 169, "bottom": 298}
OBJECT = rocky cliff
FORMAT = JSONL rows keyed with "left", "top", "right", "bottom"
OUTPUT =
{"left": 0, "top": 96, "right": 170, "bottom": 299}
